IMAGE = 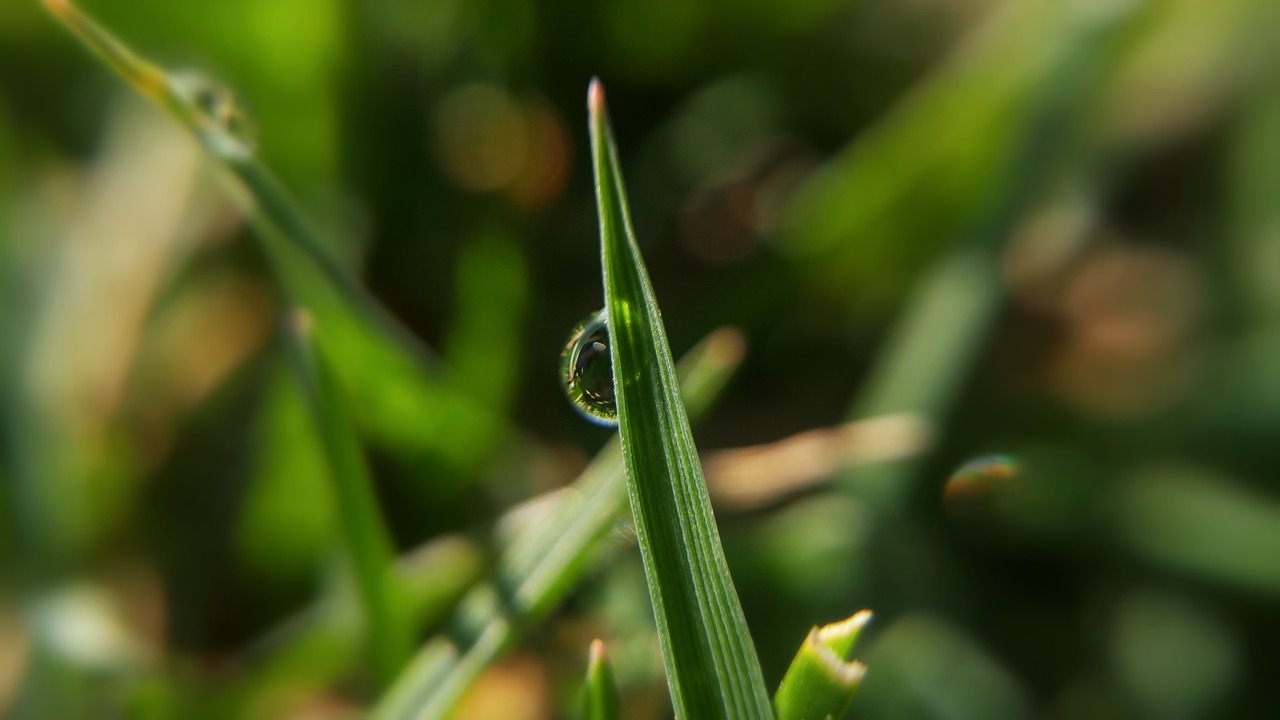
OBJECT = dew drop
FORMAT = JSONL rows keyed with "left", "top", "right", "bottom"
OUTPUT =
{"left": 560, "top": 310, "right": 617, "bottom": 427}
{"left": 171, "top": 72, "right": 257, "bottom": 159}
{"left": 944, "top": 454, "right": 1021, "bottom": 501}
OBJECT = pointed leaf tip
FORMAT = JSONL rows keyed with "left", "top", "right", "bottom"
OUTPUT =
{"left": 588, "top": 78, "right": 606, "bottom": 115}
{"left": 585, "top": 638, "right": 620, "bottom": 720}
{"left": 589, "top": 638, "right": 609, "bottom": 665}
{"left": 774, "top": 612, "right": 873, "bottom": 720}
{"left": 817, "top": 610, "right": 873, "bottom": 653}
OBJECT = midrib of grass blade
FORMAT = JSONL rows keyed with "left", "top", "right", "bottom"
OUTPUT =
{"left": 372, "top": 328, "right": 744, "bottom": 720}
{"left": 284, "top": 311, "right": 410, "bottom": 688}
{"left": 589, "top": 79, "right": 772, "bottom": 720}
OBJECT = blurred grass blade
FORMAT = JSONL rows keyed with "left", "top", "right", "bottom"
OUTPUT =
{"left": 778, "top": 0, "right": 1143, "bottom": 296}
{"left": 589, "top": 79, "right": 772, "bottom": 720}
{"left": 41, "top": 0, "right": 398, "bottom": 351}
{"left": 584, "top": 639, "right": 620, "bottom": 720}
{"left": 774, "top": 611, "right": 872, "bottom": 720}
{"left": 373, "top": 328, "right": 745, "bottom": 720}
{"left": 225, "top": 536, "right": 483, "bottom": 717}
{"left": 832, "top": 7, "right": 1128, "bottom": 511}
{"left": 43, "top": 0, "right": 509, "bottom": 489}
{"left": 1115, "top": 465, "right": 1280, "bottom": 594}
{"left": 851, "top": 616, "right": 1030, "bottom": 718}
{"left": 849, "top": 247, "right": 1000, "bottom": 423}
{"left": 284, "top": 310, "right": 410, "bottom": 688}
{"left": 41, "top": 0, "right": 168, "bottom": 99}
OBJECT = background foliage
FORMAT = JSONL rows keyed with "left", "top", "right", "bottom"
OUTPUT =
{"left": 2, "top": 0, "right": 1279, "bottom": 718}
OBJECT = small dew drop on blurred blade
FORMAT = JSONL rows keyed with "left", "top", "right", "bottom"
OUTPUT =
{"left": 944, "top": 454, "right": 1021, "bottom": 502}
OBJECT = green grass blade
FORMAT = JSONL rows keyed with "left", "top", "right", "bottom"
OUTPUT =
{"left": 283, "top": 310, "right": 410, "bottom": 688}
{"left": 43, "top": 0, "right": 510, "bottom": 488}
{"left": 40, "top": 0, "right": 401, "bottom": 352}
{"left": 774, "top": 611, "right": 872, "bottom": 720}
{"left": 225, "top": 536, "right": 483, "bottom": 717}
{"left": 584, "top": 639, "right": 620, "bottom": 720}
{"left": 372, "top": 328, "right": 745, "bottom": 720}
{"left": 777, "top": 0, "right": 1143, "bottom": 296}
{"left": 828, "top": 0, "right": 1136, "bottom": 512}
{"left": 588, "top": 79, "right": 772, "bottom": 720}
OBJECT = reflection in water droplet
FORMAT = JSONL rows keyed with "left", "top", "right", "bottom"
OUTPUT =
{"left": 171, "top": 72, "right": 258, "bottom": 159}
{"left": 561, "top": 310, "right": 617, "bottom": 427}
{"left": 944, "top": 454, "right": 1021, "bottom": 500}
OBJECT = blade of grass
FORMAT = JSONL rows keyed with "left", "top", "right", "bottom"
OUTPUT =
{"left": 42, "top": 0, "right": 393, "bottom": 351}
{"left": 584, "top": 639, "right": 620, "bottom": 720}
{"left": 372, "top": 327, "right": 746, "bottom": 720}
{"left": 43, "top": 0, "right": 510, "bottom": 488}
{"left": 224, "top": 535, "right": 483, "bottom": 717}
{"left": 839, "top": 245, "right": 1003, "bottom": 514}
{"left": 833, "top": 0, "right": 1137, "bottom": 513}
{"left": 589, "top": 79, "right": 772, "bottom": 720}
{"left": 776, "top": 0, "right": 1152, "bottom": 306}
{"left": 283, "top": 310, "right": 409, "bottom": 689}
{"left": 41, "top": 0, "right": 411, "bottom": 361}
{"left": 774, "top": 611, "right": 872, "bottom": 720}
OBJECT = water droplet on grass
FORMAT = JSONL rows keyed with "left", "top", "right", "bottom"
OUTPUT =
{"left": 561, "top": 310, "right": 617, "bottom": 427}
{"left": 944, "top": 454, "right": 1021, "bottom": 500}
{"left": 172, "top": 72, "right": 257, "bottom": 159}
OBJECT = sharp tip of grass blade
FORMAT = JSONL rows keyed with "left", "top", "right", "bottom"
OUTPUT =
{"left": 775, "top": 616, "right": 870, "bottom": 720}
{"left": 588, "top": 77, "right": 607, "bottom": 116}
{"left": 585, "top": 638, "right": 619, "bottom": 720}
{"left": 588, "top": 638, "right": 609, "bottom": 666}
{"left": 817, "top": 609, "right": 873, "bottom": 647}
{"left": 816, "top": 609, "right": 873, "bottom": 659}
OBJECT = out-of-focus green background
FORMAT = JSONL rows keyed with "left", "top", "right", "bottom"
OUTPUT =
{"left": 3, "top": 0, "right": 1280, "bottom": 718}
